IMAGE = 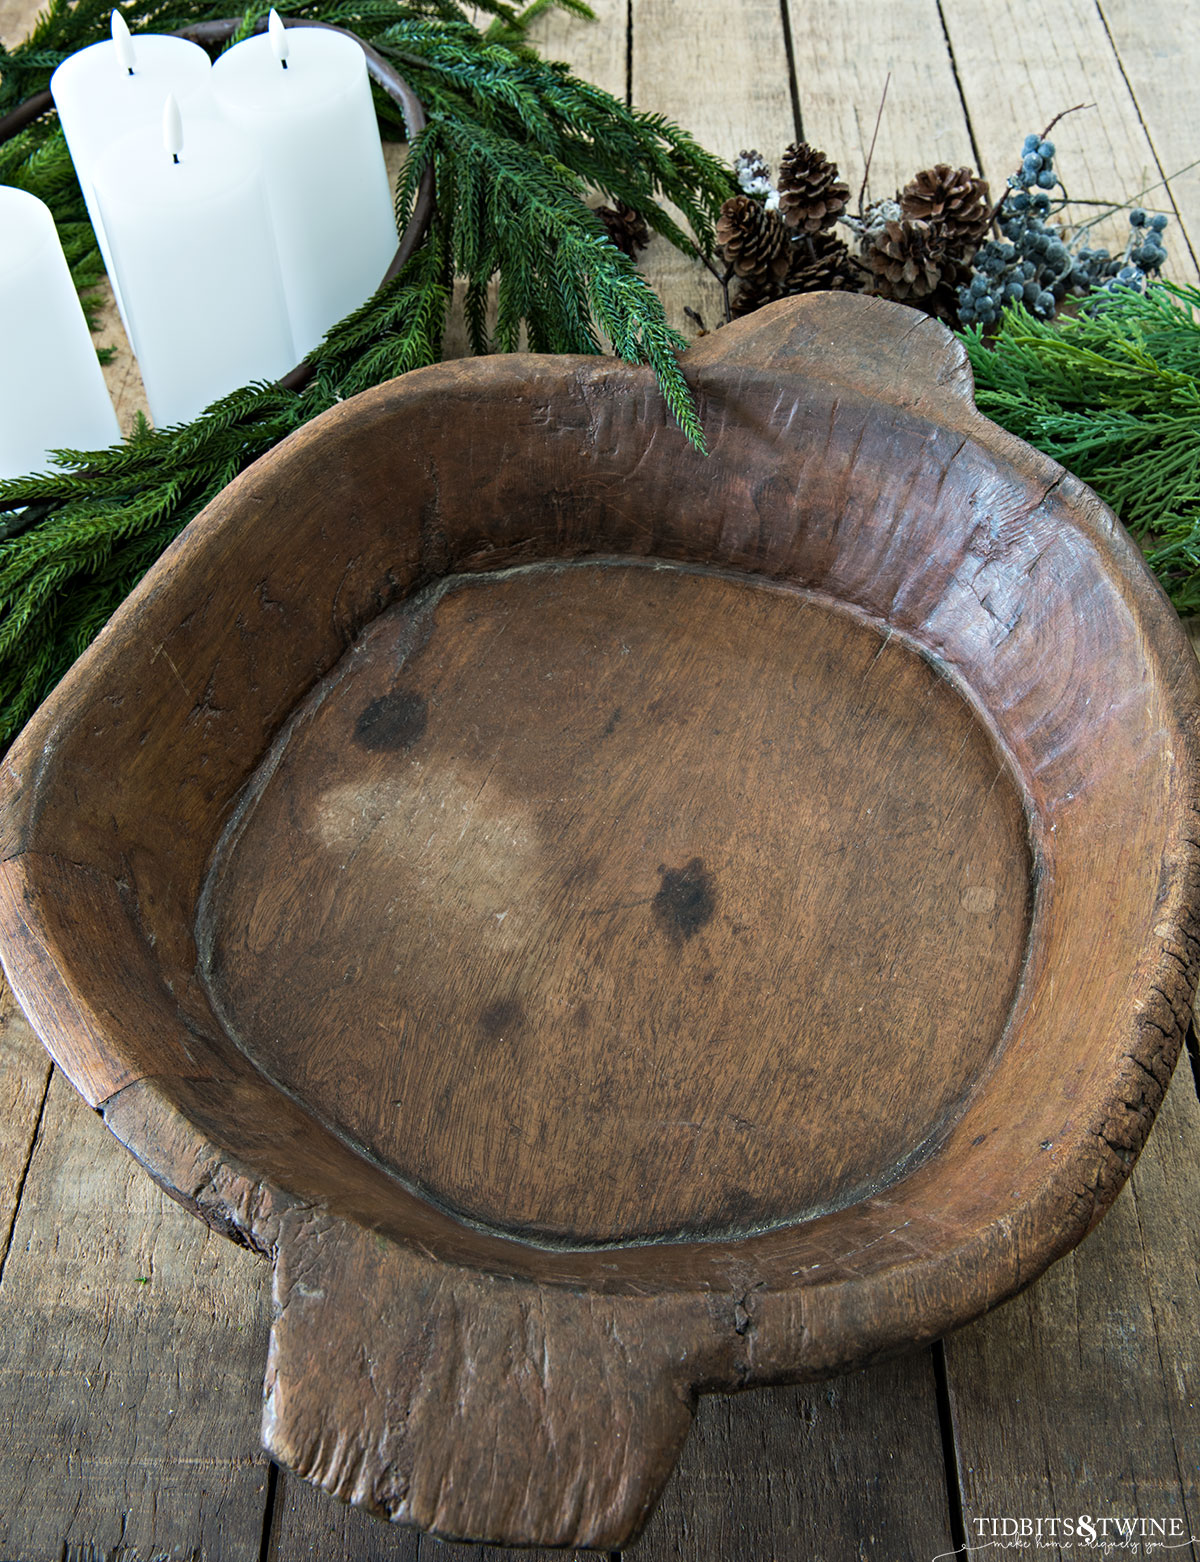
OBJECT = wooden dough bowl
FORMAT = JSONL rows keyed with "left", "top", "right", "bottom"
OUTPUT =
{"left": 3, "top": 294, "right": 1199, "bottom": 1549}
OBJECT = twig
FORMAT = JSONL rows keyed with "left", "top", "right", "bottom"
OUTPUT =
{"left": 1065, "top": 157, "right": 1200, "bottom": 240}
{"left": 1061, "top": 199, "right": 1173, "bottom": 212}
{"left": 699, "top": 252, "right": 736, "bottom": 324}
{"left": 987, "top": 103, "right": 1096, "bottom": 235}
{"left": 1040, "top": 102, "right": 1094, "bottom": 141}
{"left": 857, "top": 72, "right": 890, "bottom": 217}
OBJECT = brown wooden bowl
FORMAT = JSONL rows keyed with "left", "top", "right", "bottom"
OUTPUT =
{"left": 2, "top": 293, "right": 1198, "bottom": 1550}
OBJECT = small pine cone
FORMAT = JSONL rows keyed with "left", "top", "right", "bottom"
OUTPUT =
{"left": 734, "top": 148, "right": 774, "bottom": 196}
{"left": 716, "top": 194, "right": 790, "bottom": 282}
{"left": 783, "top": 230, "right": 858, "bottom": 292}
{"left": 860, "top": 196, "right": 902, "bottom": 239}
{"left": 596, "top": 201, "right": 651, "bottom": 258}
{"left": 862, "top": 218, "right": 952, "bottom": 301}
{"left": 732, "top": 232, "right": 858, "bottom": 316}
{"left": 730, "top": 277, "right": 773, "bottom": 317}
{"left": 777, "top": 143, "right": 850, "bottom": 234}
{"left": 900, "top": 164, "right": 992, "bottom": 249}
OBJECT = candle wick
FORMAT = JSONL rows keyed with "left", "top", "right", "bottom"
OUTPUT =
{"left": 163, "top": 93, "right": 184, "bottom": 165}
{"left": 127, "top": 66, "right": 134, "bottom": 75}
{"left": 267, "top": 9, "right": 290, "bottom": 70}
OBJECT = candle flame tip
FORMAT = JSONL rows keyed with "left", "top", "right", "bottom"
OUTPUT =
{"left": 111, "top": 9, "right": 136, "bottom": 73}
{"left": 268, "top": 8, "right": 290, "bottom": 67}
{"left": 162, "top": 93, "right": 184, "bottom": 162}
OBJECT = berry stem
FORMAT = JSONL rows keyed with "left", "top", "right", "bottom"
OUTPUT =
{"left": 1038, "top": 103, "right": 1094, "bottom": 142}
{"left": 698, "top": 253, "right": 736, "bottom": 325}
{"left": 856, "top": 72, "right": 890, "bottom": 218}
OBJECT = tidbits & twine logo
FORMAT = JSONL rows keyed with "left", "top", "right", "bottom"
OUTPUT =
{"left": 933, "top": 1515, "right": 1200, "bottom": 1555}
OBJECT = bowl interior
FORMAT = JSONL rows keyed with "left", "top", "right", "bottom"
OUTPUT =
{"left": 197, "top": 557, "right": 1033, "bottom": 1248}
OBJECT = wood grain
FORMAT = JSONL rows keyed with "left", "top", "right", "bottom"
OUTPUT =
{"left": 268, "top": 1472, "right": 598, "bottom": 1562}
{"left": 528, "top": 0, "right": 626, "bottom": 98}
{"left": 201, "top": 563, "right": 1032, "bottom": 1245}
{"left": 0, "top": 990, "right": 51, "bottom": 1274}
{"left": 636, "top": 1355, "right": 957, "bottom": 1562}
{"left": 785, "top": 0, "right": 976, "bottom": 203}
{"left": 945, "top": 1064, "right": 1200, "bottom": 1556}
{"left": 0, "top": 1072, "right": 272, "bottom": 1562}
{"left": 3, "top": 0, "right": 1200, "bottom": 1551}
{"left": 938, "top": 0, "right": 1198, "bottom": 278}
{"left": 1096, "top": 0, "right": 1200, "bottom": 278}
{"left": 629, "top": 0, "right": 796, "bottom": 335}
{"left": 0, "top": 0, "right": 32, "bottom": 47}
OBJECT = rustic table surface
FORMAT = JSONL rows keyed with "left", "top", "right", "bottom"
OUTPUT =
{"left": 1, "top": 1, "right": 1198, "bottom": 1559}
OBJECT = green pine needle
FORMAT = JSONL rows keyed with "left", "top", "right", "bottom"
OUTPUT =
{"left": 0, "top": 0, "right": 733, "bottom": 748}
{"left": 960, "top": 281, "right": 1200, "bottom": 614}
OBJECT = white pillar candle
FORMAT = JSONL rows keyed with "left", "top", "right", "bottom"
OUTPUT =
{"left": 210, "top": 16, "right": 398, "bottom": 359}
{"left": 91, "top": 100, "right": 296, "bottom": 427}
{"left": 0, "top": 186, "right": 120, "bottom": 482}
{"left": 50, "top": 14, "right": 212, "bottom": 325}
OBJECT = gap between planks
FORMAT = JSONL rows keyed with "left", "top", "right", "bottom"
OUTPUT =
{"left": 1, "top": 4, "right": 1199, "bottom": 1559}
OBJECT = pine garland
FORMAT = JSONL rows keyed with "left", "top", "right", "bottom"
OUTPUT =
{"left": 960, "top": 281, "right": 1200, "bottom": 615}
{"left": 0, "top": 0, "right": 734, "bottom": 748}
{"left": 3, "top": 4, "right": 1198, "bottom": 752}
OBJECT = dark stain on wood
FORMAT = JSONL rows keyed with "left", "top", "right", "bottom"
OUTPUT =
{"left": 353, "top": 688, "right": 427, "bottom": 752}
{"left": 478, "top": 997, "right": 526, "bottom": 1045}
{"left": 653, "top": 857, "right": 716, "bottom": 945}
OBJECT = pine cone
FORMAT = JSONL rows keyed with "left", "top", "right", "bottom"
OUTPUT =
{"left": 777, "top": 143, "right": 850, "bottom": 234}
{"left": 786, "top": 230, "right": 858, "bottom": 291}
{"left": 734, "top": 149, "right": 774, "bottom": 196}
{"left": 596, "top": 201, "right": 650, "bottom": 258}
{"left": 900, "top": 165, "right": 992, "bottom": 249}
{"left": 732, "top": 232, "right": 858, "bottom": 316}
{"left": 716, "top": 195, "right": 790, "bottom": 282}
{"left": 861, "top": 218, "right": 953, "bottom": 301}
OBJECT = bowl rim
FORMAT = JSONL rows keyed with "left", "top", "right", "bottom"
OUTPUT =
{"left": 2, "top": 294, "right": 1198, "bottom": 1383}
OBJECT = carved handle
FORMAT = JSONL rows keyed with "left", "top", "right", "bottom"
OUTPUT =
{"left": 683, "top": 291, "right": 979, "bottom": 421}
{"left": 264, "top": 1209, "right": 695, "bottom": 1549}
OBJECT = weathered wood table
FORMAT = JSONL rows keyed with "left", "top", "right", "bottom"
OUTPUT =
{"left": 1, "top": 1, "right": 1198, "bottom": 1558}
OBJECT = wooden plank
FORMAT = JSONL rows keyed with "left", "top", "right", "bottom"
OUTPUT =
{"left": 270, "top": 1363, "right": 958, "bottom": 1562}
{"left": 1097, "top": 0, "right": 1200, "bottom": 279}
{"left": 636, "top": 1358, "right": 957, "bottom": 1562}
{"left": 616, "top": 6, "right": 960, "bottom": 1553}
{"left": 0, "top": 984, "right": 52, "bottom": 1272}
{"left": 629, "top": 0, "right": 797, "bottom": 335}
{"left": 0, "top": 0, "right": 31, "bottom": 47}
{"left": 785, "top": 0, "right": 976, "bottom": 209}
{"left": 442, "top": 1, "right": 627, "bottom": 361}
{"left": 0, "top": 1073, "right": 273, "bottom": 1562}
{"left": 632, "top": 0, "right": 795, "bottom": 154}
{"left": 94, "top": 290, "right": 150, "bottom": 436}
{"left": 939, "top": 0, "right": 1198, "bottom": 280}
{"left": 528, "top": 0, "right": 627, "bottom": 98}
{"left": 0, "top": 6, "right": 1195, "bottom": 1560}
{"left": 944, "top": 1064, "right": 1200, "bottom": 1555}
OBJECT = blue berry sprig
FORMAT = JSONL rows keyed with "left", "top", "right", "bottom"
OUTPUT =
{"left": 956, "top": 126, "right": 1170, "bottom": 330}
